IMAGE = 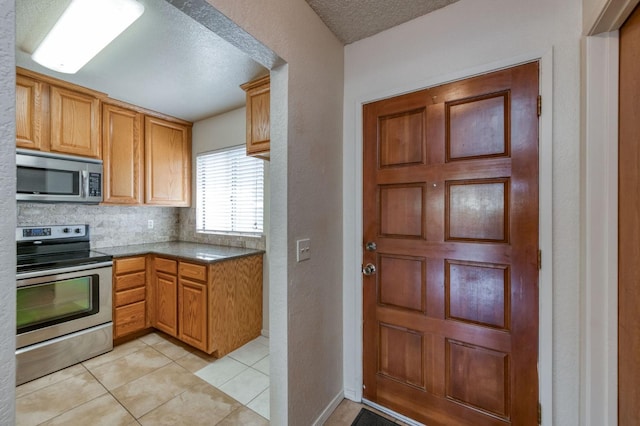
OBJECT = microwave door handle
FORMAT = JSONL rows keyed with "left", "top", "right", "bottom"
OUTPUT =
{"left": 80, "top": 170, "right": 87, "bottom": 198}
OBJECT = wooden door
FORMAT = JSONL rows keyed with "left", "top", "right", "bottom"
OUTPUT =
{"left": 102, "top": 103, "right": 143, "bottom": 204}
{"left": 144, "top": 116, "right": 191, "bottom": 206}
{"left": 619, "top": 5, "right": 640, "bottom": 424}
{"left": 16, "top": 74, "right": 47, "bottom": 150}
{"left": 363, "top": 62, "right": 539, "bottom": 425}
{"left": 50, "top": 86, "right": 101, "bottom": 158}
{"left": 179, "top": 278, "right": 208, "bottom": 351}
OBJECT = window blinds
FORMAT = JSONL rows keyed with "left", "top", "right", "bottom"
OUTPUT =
{"left": 196, "top": 145, "right": 264, "bottom": 234}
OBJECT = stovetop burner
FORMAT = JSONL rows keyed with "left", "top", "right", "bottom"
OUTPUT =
{"left": 16, "top": 224, "right": 112, "bottom": 275}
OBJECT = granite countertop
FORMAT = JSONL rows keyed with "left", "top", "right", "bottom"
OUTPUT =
{"left": 96, "top": 241, "right": 264, "bottom": 264}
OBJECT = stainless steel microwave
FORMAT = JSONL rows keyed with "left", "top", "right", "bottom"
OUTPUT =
{"left": 16, "top": 149, "right": 103, "bottom": 203}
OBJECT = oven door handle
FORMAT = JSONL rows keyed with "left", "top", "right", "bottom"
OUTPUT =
{"left": 17, "top": 261, "right": 113, "bottom": 282}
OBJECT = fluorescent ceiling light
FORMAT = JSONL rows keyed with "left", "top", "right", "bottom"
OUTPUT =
{"left": 32, "top": 0, "right": 144, "bottom": 74}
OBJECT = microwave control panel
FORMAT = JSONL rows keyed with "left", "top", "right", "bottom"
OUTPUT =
{"left": 88, "top": 173, "right": 101, "bottom": 197}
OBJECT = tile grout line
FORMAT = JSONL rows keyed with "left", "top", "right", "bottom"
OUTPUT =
{"left": 32, "top": 367, "right": 111, "bottom": 425}
{"left": 84, "top": 360, "right": 141, "bottom": 423}
{"left": 85, "top": 345, "right": 177, "bottom": 422}
{"left": 20, "top": 334, "right": 272, "bottom": 425}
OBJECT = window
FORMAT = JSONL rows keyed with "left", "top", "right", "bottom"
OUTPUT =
{"left": 196, "top": 145, "right": 264, "bottom": 234}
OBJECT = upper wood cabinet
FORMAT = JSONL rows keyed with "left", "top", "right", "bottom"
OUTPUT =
{"left": 102, "top": 100, "right": 192, "bottom": 207}
{"left": 50, "top": 86, "right": 101, "bottom": 158}
{"left": 16, "top": 74, "right": 47, "bottom": 151}
{"left": 16, "top": 68, "right": 104, "bottom": 159}
{"left": 16, "top": 68, "right": 193, "bottom": 207}
{"left": 145, "top": 116, "right": 191, "bottom": 207}
{"left": 102, "top": 103, "right": 144, "bottom": 205}
{"left": 240, "top": 75, "right": 270, "bottom": 159}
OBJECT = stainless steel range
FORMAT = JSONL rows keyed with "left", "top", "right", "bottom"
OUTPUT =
{"left": 16, "top": 224, "right": 113, "bottom": 385}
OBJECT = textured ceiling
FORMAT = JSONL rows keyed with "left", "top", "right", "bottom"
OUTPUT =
{"left": 15, "top": 0, "right": 459, "bottom": 122}
{"left": 306, "top": 0, "right": 460, "bottom": 44}
{"left": 16, "top": 0, "right": 268, "bottom": 122}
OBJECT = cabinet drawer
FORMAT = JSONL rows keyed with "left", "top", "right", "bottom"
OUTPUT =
{"left": 115, "top": 256, "right": 146, "bottom": 274}
{"left": 114, "top": 301, "right": 146, "bottom": 338}
{"left": 179, "top": 262, "right": 207, "bottom": 282}
{"left": 155, "top": 257, "right": 177, "bottom": 274}
{"left": 115, "top": 287, "right": 145, "bottom": 307}
{"left": 114, "top": 271, "right": 146, "bottom": 291}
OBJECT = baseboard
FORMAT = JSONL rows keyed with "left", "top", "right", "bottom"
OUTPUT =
{"left": 312, "top": 390, "right": 344, "bottom": 426}
{"left": 344, "top": 387, "right": 359, "bottom": 401}
{"left": 261, "top": 329, "right": 269, "bottom": 338}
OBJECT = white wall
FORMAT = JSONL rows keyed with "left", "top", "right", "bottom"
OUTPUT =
{"left": 190, "top": 107, "right": 271, "bottom": 335}
{"left": 192, "top": 107, "right": 247, "bottom": 155}
{"left": 205, "top": 1, "right": 345, "bottom": 425}
{"left": 0, "top": 0, "right": 16, "bottom": 423}
{"left": 343, "top": 0, "right": 581, "bottom": 425}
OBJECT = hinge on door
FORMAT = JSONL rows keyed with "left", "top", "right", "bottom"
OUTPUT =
{"left": 538, "top": 402, "right": 542, "bottom": 424}
{"left": 537, "top": 250, "right": 542, "bottom": 270}
{"left": 537, "top": 95, "right": 542, "bottom": 117}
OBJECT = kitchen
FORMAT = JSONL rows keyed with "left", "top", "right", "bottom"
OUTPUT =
{"left": 14, "top": 0, "right": 273, "bottom": 423}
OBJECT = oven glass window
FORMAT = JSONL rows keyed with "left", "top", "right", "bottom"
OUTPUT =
{"left": 17, "top": 276, "right": 98, "bottom": 333}
{"left": 17, "top": 166, "right": 79, "bottom": 195}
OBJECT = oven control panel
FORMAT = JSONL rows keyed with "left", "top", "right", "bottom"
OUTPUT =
{"left": 17, "top": 225, "right": 87, "bottom": 241}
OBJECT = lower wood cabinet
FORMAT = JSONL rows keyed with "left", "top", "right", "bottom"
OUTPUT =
{"left": 150, "top": 254, "right": 263, "bottom": 356}
{"left": 208, "top": 254, "right": 263, "bottom": 356}
{"left": 153, "top": 257, "right": 178, "bottom": 337}
{"left": 179, "top": 278, "right": 208, "bottom": 351}
{"left": 113, "top": 253, "right": 263, "bottom": 356}
{"left": 113, "top": 256, "right": 147, "bottom": 339}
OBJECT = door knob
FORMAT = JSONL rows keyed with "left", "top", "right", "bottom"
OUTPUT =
{"left": 362, "top": 263, "right": 377, "bottom": 276}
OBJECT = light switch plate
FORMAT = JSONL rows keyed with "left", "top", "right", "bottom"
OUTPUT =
{"left": 296, "top": 238, "right": 311, "bottom": 262}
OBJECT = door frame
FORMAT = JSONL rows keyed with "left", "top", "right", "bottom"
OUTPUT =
{"left": 582, "top": 32, "right": 619, "bottom": 426}
{"left": 343, "top": 50, "right": 554, "bottom": 425}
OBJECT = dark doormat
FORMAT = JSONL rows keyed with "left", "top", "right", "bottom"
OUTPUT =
{"left": 351, "top": 408, "right": 396, "bottom": 426}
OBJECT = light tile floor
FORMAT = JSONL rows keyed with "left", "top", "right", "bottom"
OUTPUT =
{"left": 16, "top": 332, "right": 270, "bottom": 426}
{"left": 16, "top": 331, "right": 409, "bottom": 425}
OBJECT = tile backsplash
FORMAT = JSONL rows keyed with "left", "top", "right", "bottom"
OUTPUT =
{"left": 17, "top": 203, "right": 180, "bottom": 249}
{"left": 179, "top": 208, "right": 266, "bottom": 250}
{"left": 17, "top": 203, "right": 266, "bottom": 251}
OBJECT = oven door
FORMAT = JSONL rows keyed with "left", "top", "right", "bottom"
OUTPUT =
{"left": 16, "top": 262, "right": 112, "bottom": 349}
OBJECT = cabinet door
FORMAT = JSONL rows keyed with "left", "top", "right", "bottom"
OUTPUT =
{"left": 50, "top": 86, "right": 101, "bottom": 158}
{"left": 102, "top": 104, "right": 143, "bottom": 204}
{"left": 241, "top": 75, "right": 270, "bottom": 157}
{"left": 144, "top": 116, "right": 191, "bottom": 206}
{"left": 16, "top": 74, "right": 47, "bottom": 150}
{"left": 179, "top": 278, "right": 208, "bottom": 352}
{"left": 155, "top": 271, "right": 178, "bottom": 337}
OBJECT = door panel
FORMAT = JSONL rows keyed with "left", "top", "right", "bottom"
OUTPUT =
{"left": 363, "top": 62, "right": 539, "bottom": 425}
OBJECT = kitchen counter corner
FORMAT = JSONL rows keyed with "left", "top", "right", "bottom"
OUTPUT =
{"left": 96, "top": 241, "right": 264, "bottom": 263}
